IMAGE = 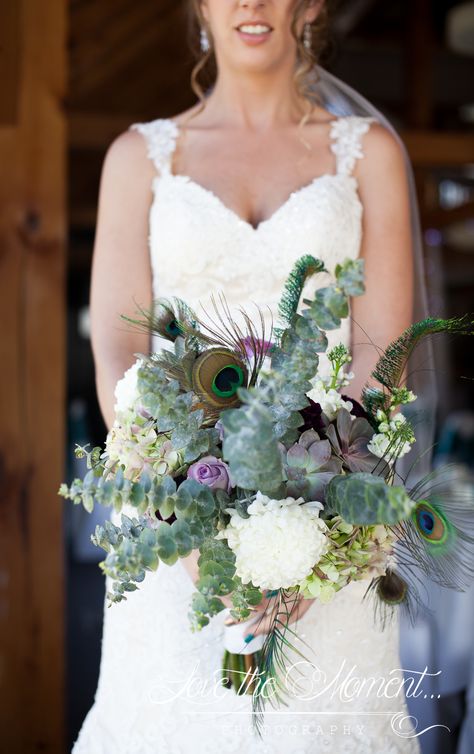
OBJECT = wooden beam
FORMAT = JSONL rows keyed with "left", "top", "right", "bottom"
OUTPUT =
{"left": 405, "top": 0, "right": 434, "bottom": 128}
{"left": 399, "top": 130, "right": 474, "bottom": 166}
{"left": 0, "top": 0, "right": 66, "bottom": 751}
{"left": 422, "top": 200, "right": 474, "bottom": 229}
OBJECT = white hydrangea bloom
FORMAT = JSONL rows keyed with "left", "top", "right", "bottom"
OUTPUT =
{"left": 215, "top": 492, "right": 329, "bottom": 590}
{"left": 307, "top": 377, "right": 353, "bottom": 421}
{"left": 114, "top": 359, "right": 142, "bottom": 416}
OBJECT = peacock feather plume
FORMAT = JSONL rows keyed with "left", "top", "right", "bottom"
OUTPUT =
{"left": 362, "top": 316, "right": 474, "bottom": 418}
{"left": 250, "top": 588, "right": 316, "bottom": 738}
{"left": 174, "top": 293, "right": 272, "bottom": 387}
{"left": 392, "top": 465, "right": 474, "bottom": 591}
{"left": 121, "top": 296, "right": 199, "bottom": 343}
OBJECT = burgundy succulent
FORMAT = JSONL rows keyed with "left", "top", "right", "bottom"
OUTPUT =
{"left": 298, "top": 398, "right": 326, "bottom": 435}
{"left": 284, "top": 429, "right": 343, "bottom": 501}
{"left": 325, "top": 408, "right": 389, "bottom": 476}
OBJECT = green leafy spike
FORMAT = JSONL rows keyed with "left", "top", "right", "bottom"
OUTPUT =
{"left": 275, "top": 255, "right": 327, "bottom": 336}
{"left": 364, "top": 316, "right": 474, "bottom": 410}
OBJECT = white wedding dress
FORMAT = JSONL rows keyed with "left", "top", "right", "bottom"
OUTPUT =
{"left": 72, "top": 115, "right": 421, "bottom": 754}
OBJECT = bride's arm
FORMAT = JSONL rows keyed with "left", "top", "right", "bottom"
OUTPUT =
{"left": 349, "top": 124, "right": 414, "bottom": 401}
{"left": 90, "top": 130, "right": 155, "bottom": 431}
{"left": 90, "top": 129, "right": 206, "bottom": 586}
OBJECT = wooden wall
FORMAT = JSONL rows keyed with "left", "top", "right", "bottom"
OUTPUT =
{"left": 0, "top": 0, "right": 66, "bottom": 752}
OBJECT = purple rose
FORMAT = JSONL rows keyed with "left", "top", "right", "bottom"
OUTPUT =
{"left": 187, "top": 455, "right": 233, "bottom": 493}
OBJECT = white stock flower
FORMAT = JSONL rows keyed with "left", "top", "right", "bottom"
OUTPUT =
{"left": 114, "top": 359, "right": 142, "bottom": 415}
{"left": 367, "top": 431, "right": 412, "bottom": 459}
{"left": 307, "top": 377, "right": 353, "bottom": 421}
{"left": 215, "top": 492, "right": 329, "bottom": 590}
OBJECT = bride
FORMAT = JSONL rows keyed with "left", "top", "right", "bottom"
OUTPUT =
{"left": 73, "top": 1, "right": 423, "bottom": 752}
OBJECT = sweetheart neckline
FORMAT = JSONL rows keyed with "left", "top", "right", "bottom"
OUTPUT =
{"left": 152, "top": 170, "right": 360, "bottom": 233}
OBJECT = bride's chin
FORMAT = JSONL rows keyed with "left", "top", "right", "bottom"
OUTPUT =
{"left": 222, "top": 46, "right": 294, "bottom": 77}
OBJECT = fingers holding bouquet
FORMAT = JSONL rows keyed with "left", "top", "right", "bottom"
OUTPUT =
{"left": 223, "top": 588, "right": 316, "bottom": 639}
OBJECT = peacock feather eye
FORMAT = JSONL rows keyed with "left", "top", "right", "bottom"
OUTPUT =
{"left": 165, "top": 319, "right": 183, "bottom": 339}
{"left": 412, "top": 500, "right": 448, "bottom": 545}
{"left": 192, "top": 348, "right": 248, "bottom": 408}
{"left": 211, "top": 364, "right": 245, "bottom": 398}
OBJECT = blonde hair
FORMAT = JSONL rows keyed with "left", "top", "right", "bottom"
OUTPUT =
{"left": 187, "top": 0, "right": 332, "bottom": 120}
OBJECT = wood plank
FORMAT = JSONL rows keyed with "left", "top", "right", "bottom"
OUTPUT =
{"left": 399, "top": 130, "right": 474, "bottom": 166}
{"left": 0, "top": 0, "right": 66, "bottom": 751}
{"left": 0, "top": 2, "right": 21, "bottom": 124}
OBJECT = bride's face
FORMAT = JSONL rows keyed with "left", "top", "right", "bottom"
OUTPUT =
{"left": 200, "top": 0, "right": 322, "bottom": 74}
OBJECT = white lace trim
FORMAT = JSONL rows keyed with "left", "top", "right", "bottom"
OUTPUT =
{"left": 330, "top": 116, "right": 377, "bottom": 176}
{"left": 130, "top": 118, "right": 178, "bottom": 174}
{"left": 130, "top": 115, "right": 376, "bottom": 179}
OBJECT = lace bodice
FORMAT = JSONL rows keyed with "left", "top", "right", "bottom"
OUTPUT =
{"left": 71, "top": 114, "right": 422, "bottom": 754}
{"left": 129, "top": 114, "right": 376, "bottom": 375}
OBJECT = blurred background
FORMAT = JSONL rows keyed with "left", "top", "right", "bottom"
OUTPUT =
{"left": 1, "top": 1, "right": 473, "bottom": 752}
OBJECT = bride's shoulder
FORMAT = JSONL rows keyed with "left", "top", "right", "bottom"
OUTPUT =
{"left": 101, "top": 125, "right": 156, "bottom": 180}
{"left": 100, "top": 109, "right": 183, "bottom": 180}
{"left": 353, "top": 117, "right": 408, "bottom": 182}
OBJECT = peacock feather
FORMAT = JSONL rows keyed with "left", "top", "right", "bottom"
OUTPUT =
{"left": 363, "top": 566, "right": 430, "bottom": 629}
{"left": 176, "top": 293, "right": 272, "bottom": 388}
{"left": 251, "top": 588, "right": 316, "bottom": 738}
{"left": 362, "top": 316, "right": 474, "bottom": 418}
{"left": 392, "top": 465, "right": 474, "bottom": 591}
{"left": 121, "top": 297, "right": 199, "bottom": 343}
{"left": 274, "top": 255, "right": 327, "bottom": 342}
{"left": 191, "top": 348, "right": 248, "bottom": 411}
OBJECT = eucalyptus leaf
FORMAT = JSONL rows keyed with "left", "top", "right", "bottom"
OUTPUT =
{"left": 326, "top": 472, "right": 416, "bottom": 524}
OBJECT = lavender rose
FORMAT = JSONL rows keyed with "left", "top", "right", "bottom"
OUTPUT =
{"left": 187, "top": 455, "right": 233, "bottom": 493}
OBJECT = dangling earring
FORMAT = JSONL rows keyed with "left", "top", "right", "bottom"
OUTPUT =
{"left": 303, "top": 22, "right": 312, "bottom": 51}
{"left": 200, "top": 27, "right": 210, "bottom": 53}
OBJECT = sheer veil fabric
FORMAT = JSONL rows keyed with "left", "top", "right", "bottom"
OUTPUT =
{"left": 313, "top": 65, "right": 437, "bottom": 482}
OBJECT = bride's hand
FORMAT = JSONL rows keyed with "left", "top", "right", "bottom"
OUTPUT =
{"left": 222, "top": 590, "right": 316, "bottom": 637}
{"left": 248, "top": 593, "right": 316, "bottom": 637}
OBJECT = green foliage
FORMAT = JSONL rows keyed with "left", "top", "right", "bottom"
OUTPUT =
{"left": 219, "top": 258, "right": 368, "bottom": 490}
{"left": 137, "top": 359, "right": 219, "bottom": 462}
{"left": 275, "top": 255, "right": 327, "bottom": 337}
{"left": 228, "top": 580, "right": 263, "bottom": 622}
{"left": 220, "top": 383, "right": 285, "bottom": 496}
{"left": 326, "top": 472, "right": 416, "bottom": 525}
{"left": 89, "top": 477, "right": 218, "bottom": 605}
{"left": 334, "top": 259, "right": 365, "bottom": 296}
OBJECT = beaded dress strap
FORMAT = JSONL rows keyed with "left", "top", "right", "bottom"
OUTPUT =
{"left": 329, "top": 115, "right": 377, "bottom": 176}
{"left": 129, "top": 118, "right": 179, "bottom": 175}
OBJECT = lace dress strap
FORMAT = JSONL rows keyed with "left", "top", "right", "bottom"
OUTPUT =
{"left": 129, "top": 118, "right": 179, "bottom": 175}
{"left": 329, "top": 115, "right": 377, "bottom": 177}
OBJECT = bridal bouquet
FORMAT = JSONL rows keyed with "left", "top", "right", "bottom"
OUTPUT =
{"left": 60, "top": 255, "right": 474, "bottom": 734}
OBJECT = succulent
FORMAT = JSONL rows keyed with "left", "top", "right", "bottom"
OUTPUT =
{"left": 284, "top": 429, "right": 343, "bottom": 501}
{"left": 325, "top": 408, "right": 389, "bottom": 476}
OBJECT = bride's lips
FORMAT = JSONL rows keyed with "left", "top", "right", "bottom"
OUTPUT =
{"left": 235, "top": 22, "right": 273, "bottom": 46}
